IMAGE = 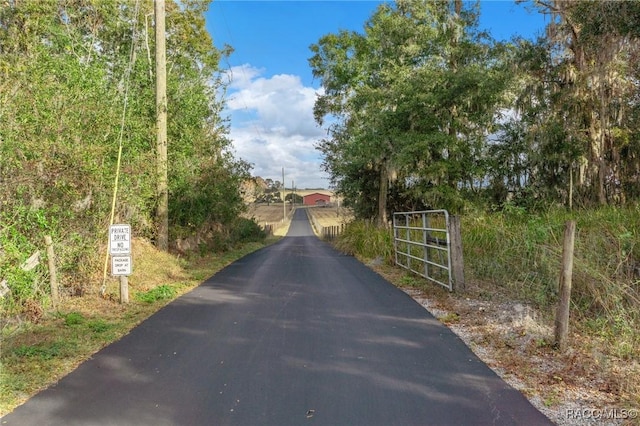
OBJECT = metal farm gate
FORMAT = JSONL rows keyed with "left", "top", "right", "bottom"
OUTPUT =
{"left": 393, "top": 210, "right": 456, "bottom": 291}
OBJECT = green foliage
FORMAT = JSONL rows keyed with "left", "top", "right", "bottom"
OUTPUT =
{"left": 0, "top": 208, "right": 51, "bottom": 316}
{"left": 86, "top": 319, "right": 112, "bottom": 334}
{"left": 58, "top": 310, "right": 111, "bottom": 333}
{"left": 338, "top": 206, "right": 639, "bottom": 360}
{"left": 335, "top": 220, "right": 394, "bottom": 263}
{"left": 0, "top": 0, "right": 248, "bottom": 319}
{"left": 311, "top": 1, "right": 640, "bottom": 217}
{"left": 230, "top": 218, "right": 266, "bottom": 244}
{"left": 169, "top": 158, "right": 250, "bottom": 234}
{"left": 462, "top": 206, "right": 640, "bottom": 358}
{"left": 13, "top": 342, "right": 66, "bottom": 361}
{"left": 399, "top": 274, "right": 420, "bottom": 287}
{"left": 310, "top": 1, "right": 512, "bottom": 222}
{"left": 63, "top": 312, "right": 85, "bottom": 327}
{"left": 135, "top": 285, "right": 177, "bottom": 304}
{"left": 463, "top": 210, "right": 563, "bottom": 306}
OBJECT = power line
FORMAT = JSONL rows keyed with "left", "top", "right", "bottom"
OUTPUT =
{"left": 101, "top": 0, "right": 142, "bottom": 295}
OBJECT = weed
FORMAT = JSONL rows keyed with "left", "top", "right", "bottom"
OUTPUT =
{"left": 335, "top": 220, "right": 394, "bottom": 263}
{"left": 543, "top": 389, "right": 561, "bottom": 407}
{"left": 63, "top": 312, "right": 84, "bottom": 326}
{"left": 87, "top": 319, "right": 111, "bottom": 333}
{"left": 135, "top": 285, "right": 177, "bottom": 304}
{"left": 399, "top": 274, "right": 419, "bottom": 287}
{"left": 13, "top": 341, "right": 64, "bottom": 360}
{"left": 439, "top": 312, "right": 460, "bottom": 324}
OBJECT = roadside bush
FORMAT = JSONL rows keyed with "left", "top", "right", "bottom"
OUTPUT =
{"left": 0, "top": 208, "right": 52, "bottom": 319}
{"left": 230, "top": 218, "right": 266, "bottom": 244}
{"left": 335, "top": 220, "right": 394, "bottom": 263}
{"left": 0, "top": 0, "right": 246, "bottom": 326}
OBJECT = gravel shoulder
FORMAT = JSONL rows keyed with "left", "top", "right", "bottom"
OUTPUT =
{"left": 386, "top": 280, "right": 640, "bottom": 426}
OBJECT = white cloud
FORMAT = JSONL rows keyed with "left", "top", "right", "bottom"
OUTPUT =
{"left": 224, "top": 65, "right": 329, "bottom": 189}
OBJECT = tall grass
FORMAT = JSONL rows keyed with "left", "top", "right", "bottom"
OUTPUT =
{"left": 462, "top": 207, "right": 640, "bottom": 359}
{"left": 334, "top": 220, "right": 394, "bottom": 263}
{"left": 338, "top": 206, "right": 640, "bottom": 361}
{"left": 464, "top": 206, "right": 640, "bottom": 360}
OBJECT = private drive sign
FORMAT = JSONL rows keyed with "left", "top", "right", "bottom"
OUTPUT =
{"left": 109, "top": 224, "right": 131, "bottom": 255}
{"left": 110, "top": 224, "right": 132, "bottom": 277}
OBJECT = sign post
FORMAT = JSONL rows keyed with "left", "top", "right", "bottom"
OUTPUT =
{"left": 109, "top": 224, "right": 132, "bottom": 303}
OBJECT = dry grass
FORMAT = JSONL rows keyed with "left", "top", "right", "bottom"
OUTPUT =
{"left": 242, "top": 204, "right": 295, "bottom": 236}
{"left": 243, "top": 204, "right": 291, "bottom": 224}
{"left": 367, "top": 263, "right": 640, "bottom": 425}
{"left": 0, "top": 238, "right": 267, "bottom": 416}
{"left": 306, "top": 206, "right": 353, "bottom": 227}
{"left": 330, "top": 213, "right": 640, "bottom": 423}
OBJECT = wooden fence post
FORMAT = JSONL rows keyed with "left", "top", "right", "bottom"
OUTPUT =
{"left": 554, "top": 220, "right": 576, "bottom": 351}
{"left": 44, "top": 235, "right": 59, "bottom": 309}
{"left": 449, "top": 215, "right": 465, "bottom": 292}
{"left": 120, "top": 276, "right": 129, "bottom": 304}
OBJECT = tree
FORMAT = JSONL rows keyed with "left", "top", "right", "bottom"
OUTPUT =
{"left": 517, "top": 0, "right": 640, "bottom": 206}
{"left": 310, "top": 0, "right": 511, "bottom": 221}
{"left": 0, "top": 0, "right": 247, "bottom": 307}
{"left": 311, "top": 1, "right": 444, "bottom": 224}
{"left": 285, "top": 193, "right": 303, "bottom": 204}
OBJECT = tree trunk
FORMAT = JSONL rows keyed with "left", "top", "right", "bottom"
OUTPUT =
{"left": 377, "top": 161, "right": 389, "bottom": 227}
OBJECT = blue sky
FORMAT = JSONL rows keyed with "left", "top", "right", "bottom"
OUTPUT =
{"left": 205, "top": 1, "right": 548, "bottom": 189}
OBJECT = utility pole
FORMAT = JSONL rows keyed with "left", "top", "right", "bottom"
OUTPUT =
{"left": 282, "top": 167, "right": 286, "bottom": 222}
{"left": 155, "top": 0, "right": 168, "bottom": 251}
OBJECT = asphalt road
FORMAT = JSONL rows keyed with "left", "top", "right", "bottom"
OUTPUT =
{"left": 2, "top": 209, "right": 552, "bottom": 426}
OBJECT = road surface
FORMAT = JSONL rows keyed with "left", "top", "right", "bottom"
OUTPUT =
{"left": 2, "top": 209, "right": 552, "bottom": 425}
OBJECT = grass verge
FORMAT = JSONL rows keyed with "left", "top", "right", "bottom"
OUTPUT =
{"left": 0, "top": 238, "right": 272, "bottom": 416}
{"left": 334, "top": 207, "right": 640, "bottom": 413}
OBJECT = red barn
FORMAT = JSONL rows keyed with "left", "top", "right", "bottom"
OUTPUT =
{"left": 303, "top": 192, "right": 331, "bottom": 206}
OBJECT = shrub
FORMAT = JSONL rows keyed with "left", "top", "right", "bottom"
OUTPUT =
{"left": 335, "top": 220, "right": 394, "bottom": 263}
{"left": 230, "top": 218, "right": 266, "bottom": 244}
{"left": 135, "top": 285, "right": 177, "bottom": 304}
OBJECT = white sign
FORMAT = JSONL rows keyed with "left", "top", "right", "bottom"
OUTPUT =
{"left": 111, "top": 255, "right": 132, "bottom": 276}
{"left": 109, "top": 224, "right": 131, "bottom": 255}
{"left": 21, "top": 251, "right": 41, "bottom": 271}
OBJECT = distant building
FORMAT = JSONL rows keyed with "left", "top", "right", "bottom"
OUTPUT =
{"left": 303, "top": 192, "right": 331, "bottom": 206}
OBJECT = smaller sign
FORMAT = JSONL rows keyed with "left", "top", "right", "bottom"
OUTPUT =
{"left": 111, "top": 255, "right": 132, "bottom": 276}
{"left": 0, "top": 279, "right": 10, "bottom": 298}
{"left": 21, "top": 251, "right": 41, "bottom": 271}
{"left": 109, "top": 224, "right": 131, "bottom": 255}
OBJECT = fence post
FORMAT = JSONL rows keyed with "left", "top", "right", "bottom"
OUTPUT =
{"left": 405, "top": 213, "right": 411, "bottom": 270}
{"left": 554, "top": 220, "right": 576, "bottom": 351}
{"left": 44, "top": 235, "right": 59, "bottom": 309}
{"left": 422, "top": 213, "right": 429, "bottom": 278}
{"left": 120, "top": 276, "right": 129, "bottom": 304}
{"left": 449, "top": 215, "right": 465, "bottom": 292}
{"left": 393, "top": 214, "right": 398, "bottom": 266}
